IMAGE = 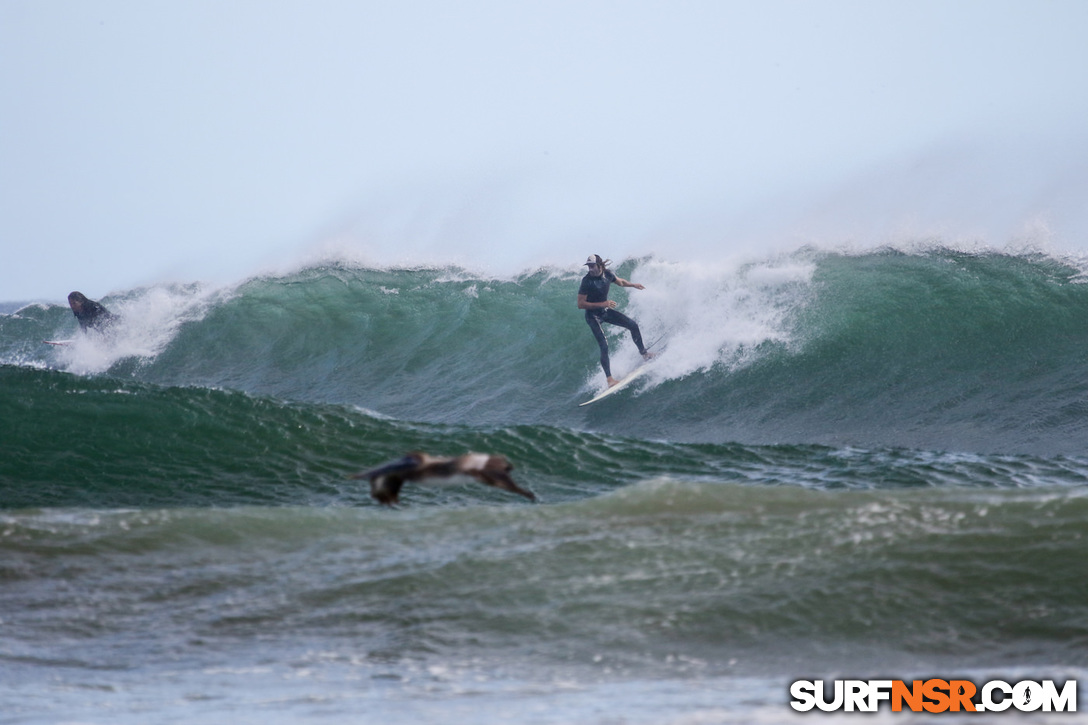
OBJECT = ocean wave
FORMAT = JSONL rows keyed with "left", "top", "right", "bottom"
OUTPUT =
{"left": 4, "top": 246, "right": 1088, "bottom": 455}
{"left": 3, "top": 483, "right": 1086, "bottom": 673}
{"left": 5, "top": 364, "right": 1088, "bottom": 510}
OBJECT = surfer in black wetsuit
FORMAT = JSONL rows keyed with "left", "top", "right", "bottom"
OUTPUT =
{"left": 577, "top": 254, "right": 653, "bottom": 387}
{"left": 68, "top": 291, "right": 113, "bottom": 331}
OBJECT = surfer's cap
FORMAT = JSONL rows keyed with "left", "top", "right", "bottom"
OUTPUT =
{"left": 585, "top": 255, "right": 600, "bottom": 266}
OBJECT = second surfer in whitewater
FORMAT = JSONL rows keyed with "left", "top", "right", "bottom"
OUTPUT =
{"left": 68, "top": 291, "right": 114, "bottom": 332}
{"left": 577, "top": 254, "right": 653, "bottom": 387}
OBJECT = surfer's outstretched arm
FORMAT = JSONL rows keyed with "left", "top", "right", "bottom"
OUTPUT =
{"left": 612, "top": 277, "right": 645, "bottom": 290}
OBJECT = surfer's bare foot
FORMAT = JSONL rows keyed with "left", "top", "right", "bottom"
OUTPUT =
{"left": 607, "top": 376, "right": 620, "bottom": 387}
{"left": 642, "top": 351, "right": 656, "bottom": 360}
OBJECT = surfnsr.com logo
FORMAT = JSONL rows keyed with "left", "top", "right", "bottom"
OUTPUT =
{"left": 790, "top": 679, "right": 1077, "bottom": 713}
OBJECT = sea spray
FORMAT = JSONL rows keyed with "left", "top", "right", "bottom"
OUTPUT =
{"left": 621, "top": 253, "right": 816, "bottom": 386}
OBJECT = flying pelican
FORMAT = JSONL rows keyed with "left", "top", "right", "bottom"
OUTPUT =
{"left": 350, "top": 452, "right": 536, "bottom": 505}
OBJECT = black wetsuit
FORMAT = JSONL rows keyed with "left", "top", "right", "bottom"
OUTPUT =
{"left": 579, "top": 269, "right": 647, "bottom": 378}
{"left": 68, "top": 292, "right": 113, "bottom": 331}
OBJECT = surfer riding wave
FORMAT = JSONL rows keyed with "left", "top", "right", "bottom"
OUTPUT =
{"left": 576, "top": 254, "right": 653, "bottom": 387}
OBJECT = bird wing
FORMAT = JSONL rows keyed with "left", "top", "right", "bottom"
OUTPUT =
{"left": 348, "top": 455, "right": 421, "bottom": 481}
{"left": 369, "top": 474, "right": 406, "bottom": 505}
{"left": 473, "top": 470, "right": 536, "bottom": 500}
{"left": 349, "top": 455, "right": 423, "bottom": 505}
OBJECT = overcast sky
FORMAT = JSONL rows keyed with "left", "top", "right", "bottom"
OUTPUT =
{"left": 3, "top": 0, "right": 1087, "bottom": 301}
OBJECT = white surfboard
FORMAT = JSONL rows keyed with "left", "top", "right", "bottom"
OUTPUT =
{"left": 42, "top": 339, "right": 73, "bottom": 346}
{"left": 579, "top": 363, "right": 653, "bottom": 406}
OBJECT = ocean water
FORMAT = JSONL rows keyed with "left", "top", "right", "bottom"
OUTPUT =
{"left": 3, "top": 246, "right": 1088, "bottom": 723}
